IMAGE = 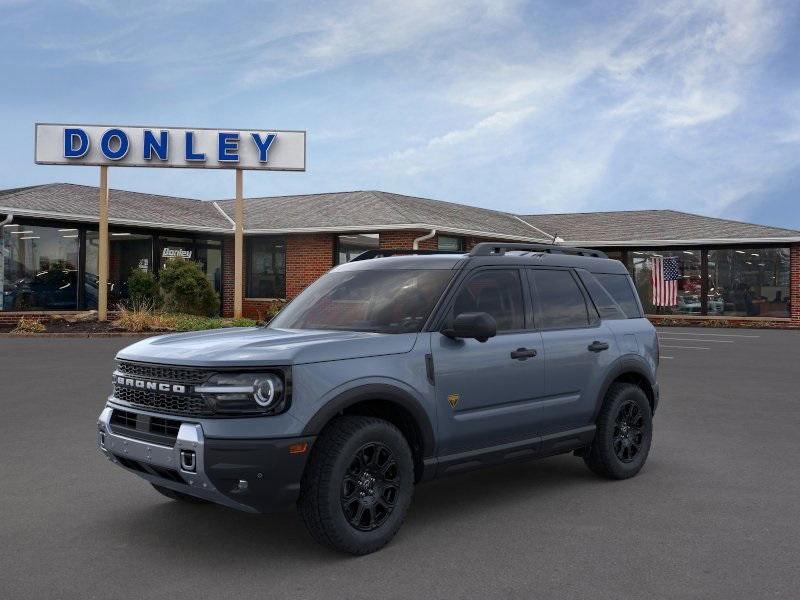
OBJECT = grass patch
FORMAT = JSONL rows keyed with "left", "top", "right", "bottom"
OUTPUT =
{"left": 114, "top": 305, "right": 258, "bottom": 333}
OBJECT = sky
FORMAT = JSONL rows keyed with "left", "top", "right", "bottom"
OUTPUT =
{"left": 1, "top": 0, "right": 799, "bottom": 228}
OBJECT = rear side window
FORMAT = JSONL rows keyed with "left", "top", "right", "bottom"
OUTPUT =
{"left": 577, "top": 270, "right": 626, "bottom": 320}
{"left": 530, "top": 269, "right": 589, "bottom": 329}
{"left": 594, "top": 273, "right": 643, "bottom": 318}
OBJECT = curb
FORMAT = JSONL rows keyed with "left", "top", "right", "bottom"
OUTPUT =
{"left": 0, "top": 332, "right": 165, "bottom": 338}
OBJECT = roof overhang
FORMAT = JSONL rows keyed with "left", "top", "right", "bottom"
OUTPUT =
{"left": 565, "top": 238, "right": 800, "bottom": 246}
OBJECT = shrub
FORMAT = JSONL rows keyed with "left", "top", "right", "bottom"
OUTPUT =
{"left": 159, "top": 259, "right": 220, "bottom": 317}
{"left": 127, "top": 269, "right": 162, "bottom": 308}
{"left": 114, "top": 303, "right": 174, "bottom": 332}
{"left": 11, "top": 317, "right": 46, "bottom": 334}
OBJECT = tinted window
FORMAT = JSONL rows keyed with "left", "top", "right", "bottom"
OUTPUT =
{"left": 577, "top": 270, "right": 626, "bottom": 320}
{"left": 449, "top": 269, "right": 524, "bottom": 331}
{"left": 531, "top": 269, "right": 589, "bottom": 329}
{"left": 246, "top": 237, "right": 286, "bottom": 298}
{"left": 595, "top": 273, "right": 642, "bottom": 318}
{"left": 270, "top": 269, "right": 453, "bottom": 333}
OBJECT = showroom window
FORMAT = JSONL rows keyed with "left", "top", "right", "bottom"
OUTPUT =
{"left": 336, "top": 233, "right": 379, "bottom": 264}
{"left": 246, "top": 236, "right": 285, "bottom": 298}
{"left": 1, "top": 223, "right": 80, "bottom": 311}
{"left": 707, "top": 248, "right": 790, "bottom": 318}
{"left": 85, "top": 230, "right": 154, "bottom": 309}
{"left": 438, "top": 235, "right": 464, "bottom": 251}
{"left": 631, "top": 249, "right": 702, "bottom": 315}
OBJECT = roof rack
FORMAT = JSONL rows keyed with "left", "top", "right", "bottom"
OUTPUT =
{"left": 469, "top": 242, "right": 608, "bottom": 259}
{"left": 349, "top": 248, "right": 466, "bottom": 262}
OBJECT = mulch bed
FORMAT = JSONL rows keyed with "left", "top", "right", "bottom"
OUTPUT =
{"left": 0, "top": 318, "right": 169, "bottom": 335}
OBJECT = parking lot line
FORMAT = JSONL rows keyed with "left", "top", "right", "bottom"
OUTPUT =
{"left": 659, "top": 345, "right": 710, "bottom": 350}
{"left": 658, "top": 337, "right": 733, "bottom": 343}
{"left": 656, "top": 331, "right": 760, "bottom": 338}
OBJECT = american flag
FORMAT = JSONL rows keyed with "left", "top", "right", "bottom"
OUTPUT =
{"left": 651, "top": 256, "right": 679, "bottom": 306}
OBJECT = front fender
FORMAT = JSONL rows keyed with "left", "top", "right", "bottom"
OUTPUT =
{"left": 300, "top": 380, "right": 436, "bottom": 459}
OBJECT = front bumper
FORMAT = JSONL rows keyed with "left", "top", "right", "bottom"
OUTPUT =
{"left": 97, "top": 406, "right": 314, "bottom": 513}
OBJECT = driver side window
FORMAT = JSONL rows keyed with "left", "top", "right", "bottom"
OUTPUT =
{"left": 448, "top": 269, "right": 525, "bottom": 332}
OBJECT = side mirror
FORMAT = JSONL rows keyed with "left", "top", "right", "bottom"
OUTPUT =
{"left": 443, "top": 312, "right": 497, "bottom": 343}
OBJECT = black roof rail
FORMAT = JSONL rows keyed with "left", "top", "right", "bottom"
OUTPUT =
{"left": 469, "top": 242, "right": 608, "bottom": 259}
{"left": 349, "top": 248, "right": 466, "bottom": 262}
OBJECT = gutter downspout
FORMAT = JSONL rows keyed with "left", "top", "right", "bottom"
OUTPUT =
{"left": 0, "top": 213, "right": 12, "bottom": 227}
{"left": 413, "top": 228, "right": 437, "bottom": 250}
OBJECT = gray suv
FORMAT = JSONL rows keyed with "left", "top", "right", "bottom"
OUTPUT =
{"left": 97, "top": 243, "right": 659, "bottom": 554}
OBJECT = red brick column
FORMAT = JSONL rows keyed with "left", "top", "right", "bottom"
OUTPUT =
{"left": 221, "top": 237, "right": 235, "bottom": 317}
{"left": 286, "top": 233, "right": 335, "bottom": 297}
{"left": 791, "top": 244, "right": 800, "bottom": 325}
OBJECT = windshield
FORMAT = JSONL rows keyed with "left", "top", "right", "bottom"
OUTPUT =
{"left": 269, "top": 269, "right": 454, "bottom": 333}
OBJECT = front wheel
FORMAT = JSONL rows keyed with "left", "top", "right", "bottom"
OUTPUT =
{"left": 298, "top": 416, "right": 414, "bottom": 555}
{"left": 584, "top": 383, "right": 653, "bottom": 479}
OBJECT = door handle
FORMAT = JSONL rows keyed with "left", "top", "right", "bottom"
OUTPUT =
{"left": 510, "top": 347, "right": 537, "bottom": 360}
{"left": 588, "top": 341, "right": 610, "bottom": 352}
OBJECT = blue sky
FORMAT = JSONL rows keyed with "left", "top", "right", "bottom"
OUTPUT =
{"left": 1, "top": 0, "right": 799, "bottom": 228}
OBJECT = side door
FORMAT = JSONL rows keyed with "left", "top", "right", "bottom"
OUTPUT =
{"left": 526, "top": 268, "right": 619, "bottom": 435}
{"left": 431, "top": 267, "right": 545, "bottom": 456}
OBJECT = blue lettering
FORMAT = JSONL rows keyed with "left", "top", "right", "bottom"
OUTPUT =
{"left": 143, "top": 130, "right": 168, "bottom": 160}
{"left": 100, "top": 128, "right": 129, "bottom": 160}
{"left": 64, "top": 128, "right": 89, "bottom": 158}
{"left": 218, "top": 132, "right": 239, "bottom": 162}
{"left": 251, "top": 133, "right": 276, "bottom": 162}
{"left": 185, "top": 131, "right": 205, "bottom": 161}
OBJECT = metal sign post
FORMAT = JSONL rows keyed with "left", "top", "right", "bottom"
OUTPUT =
{"left": 98, "top": 166, "right": 109, "bottom": 320}
{"left": 234, "top": 169, "right": 244, "bottom": 319}
{"left": 34, "top": 124, "right": 306, "bottom": 321}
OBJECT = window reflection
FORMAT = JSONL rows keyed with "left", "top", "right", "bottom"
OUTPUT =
{"left": 1, "top": 224, "right": 80, "bottom": 310}
{"left": 336, "top": 234, "right": 379, "bottom": 264}
{"left": 631, "top": 250, "right": 702, "bottom": 315}
{"left": 707, "top": 248, "right": 790, "bottom": 318}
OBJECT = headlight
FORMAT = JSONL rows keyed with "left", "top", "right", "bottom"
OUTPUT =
{"left": 196, "top": 372, "right": 286, "bottom": 415}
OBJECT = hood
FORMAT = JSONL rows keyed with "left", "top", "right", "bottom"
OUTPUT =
{"left": 116, "top": 327, "right": 418, "bottom": 367}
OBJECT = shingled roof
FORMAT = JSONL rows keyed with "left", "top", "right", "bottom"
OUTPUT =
{"left": 215, "top": 190, "right": 548, "bottom": 240}
{"left": 519, "top": 210, "right": 800, "bottom": 245}
{"left": 0, "top": 183, "right": 230, "bottom": 232}
{"left": 1, "top": 183, "right": 798, "bottom": 244}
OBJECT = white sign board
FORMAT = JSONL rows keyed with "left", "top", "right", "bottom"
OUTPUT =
{"left": 34, "top": 123, "right": 306, "bottom": 171}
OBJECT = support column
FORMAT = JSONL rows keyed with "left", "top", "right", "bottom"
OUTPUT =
{"left": 98, "top": 166, "right": 109, "bottom": 321}
{"left": 234, "top": 169, "right": 244, "bottom": 319}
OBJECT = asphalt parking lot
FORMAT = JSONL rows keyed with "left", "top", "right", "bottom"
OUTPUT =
{"left": 1, "top": 327, "right": 799, "bottom": 600}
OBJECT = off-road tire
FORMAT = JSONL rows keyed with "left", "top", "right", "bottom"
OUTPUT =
{"left": 298, "top": 416, "right": 414, "bottom": 555}
{"left": 151, "top": 483, "right": 208, "bottom": 503}
{"left": 584, "top": 383, "right": 653, "bottom": 479}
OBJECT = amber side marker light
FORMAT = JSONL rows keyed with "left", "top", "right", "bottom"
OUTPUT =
{"left": 289, "top": 442, "right": 309, "bottom": 455}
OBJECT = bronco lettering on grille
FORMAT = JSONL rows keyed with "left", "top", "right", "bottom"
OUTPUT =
{"left": 115, "top": 376, "right": 186, "bottom": 394}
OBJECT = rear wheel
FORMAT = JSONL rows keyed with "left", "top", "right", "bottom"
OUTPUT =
{"left": 584, "top": 383, "right": 652, "bottom": 479}
{"left": 298, "top": 416, "right": 414, "bottom": 555}
{"left": 151, "top": 483, "right": 208, "bottom": 504}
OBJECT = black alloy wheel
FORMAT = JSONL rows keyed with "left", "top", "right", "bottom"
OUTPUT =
{"left": 583, "top": 382, "right": 653, "bottom": 480}
{"left": 612, "top": 400, "right": 644, "bottom": 463}
{"left": 340, "top": 442, "right": 400, "bottom": 531}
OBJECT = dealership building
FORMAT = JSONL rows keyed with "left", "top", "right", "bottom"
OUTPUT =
{"left": 1, "top": 182, "right": 799, "bottom": 328}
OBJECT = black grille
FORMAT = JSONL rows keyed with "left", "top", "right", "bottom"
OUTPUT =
{"left": 112, "top": 385, "right": 211, "bottom": 416}
{"left": 109, "top": 409, "right": 184, "bottom": 445}
{"left": 116, "top": 361, "right": 210, "bottom": 384}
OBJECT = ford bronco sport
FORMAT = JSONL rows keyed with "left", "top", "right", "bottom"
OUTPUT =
{"left": 97, "top": 242, "right": 659, "bottom": 555}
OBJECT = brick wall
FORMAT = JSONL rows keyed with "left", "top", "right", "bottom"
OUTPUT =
{"left": 224, "top": 233, "right": 335, "bottom": 320}
{"left": 378, "top": 231, "right": 494, "bottom": 251}
{"left": 791, "top": 243, "right": 800, "bottom": 325}
{"left": 221, "top": 237, "right": 235, "bottom": 317}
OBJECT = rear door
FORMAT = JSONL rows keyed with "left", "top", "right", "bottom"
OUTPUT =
{"left": 526, "top": 268, "right": 619, "bottom": 435}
